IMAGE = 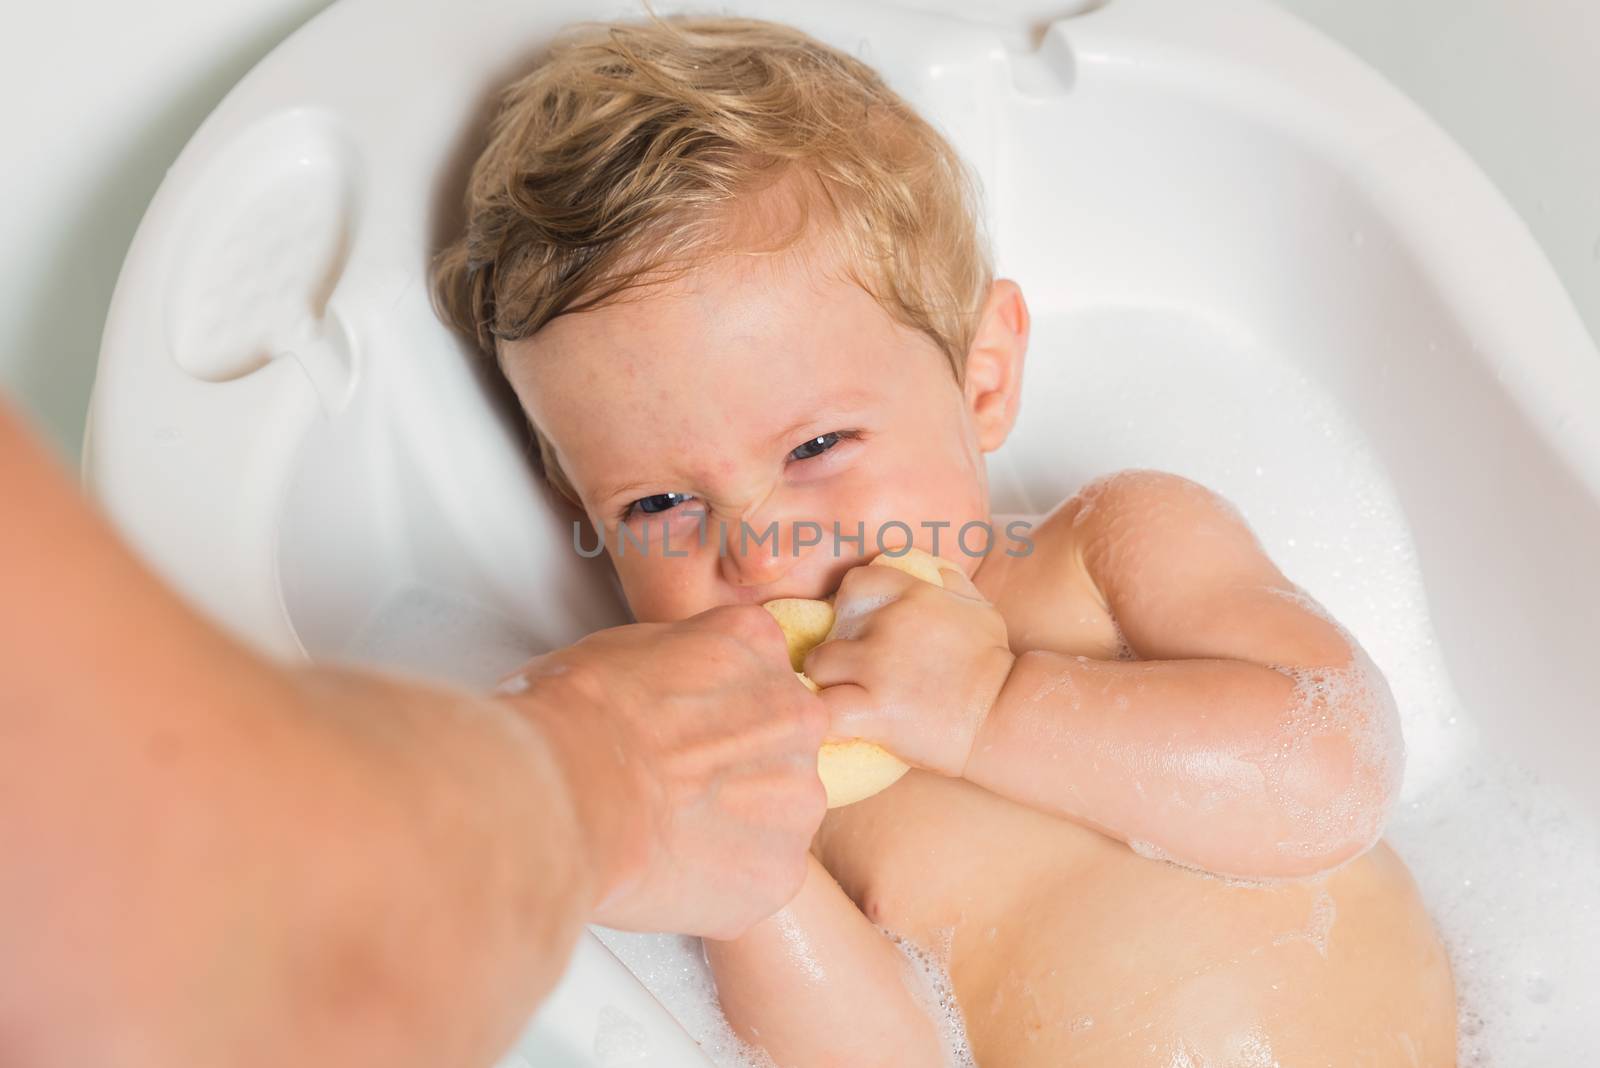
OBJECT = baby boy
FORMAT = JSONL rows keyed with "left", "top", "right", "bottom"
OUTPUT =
{"left": 431, "top": 12, "right": 1456, "bottom": 1065}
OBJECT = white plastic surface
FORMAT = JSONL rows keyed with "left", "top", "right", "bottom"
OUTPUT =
{"left": 85, "top": 0, "right": 1600, "bottom": 1063}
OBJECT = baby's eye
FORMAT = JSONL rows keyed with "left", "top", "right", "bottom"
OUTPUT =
{"left": 623, "top": 491, "right": 696, "bottom": 521}
{"left": 789, "top": 431, "right": 856, "bottom": 461}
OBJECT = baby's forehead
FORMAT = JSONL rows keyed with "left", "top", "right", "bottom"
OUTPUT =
{"left": 513, "top": 252, "right": 906, "bottom": 400}
{"left": 499, "top": 234, "right": 947, "bottom": 506}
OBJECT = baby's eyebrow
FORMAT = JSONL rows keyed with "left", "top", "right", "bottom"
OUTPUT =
{"left": 765, "top": 391, "right": 878, "bottom": 447}
{"left": 595, "top": 478, "right": 656, "bottom": 507}
{"left": 768, "top": 417, "right": 820, "bottom": 447}
{"left": 594, "top": 392, "right": 879, "bottom": 506}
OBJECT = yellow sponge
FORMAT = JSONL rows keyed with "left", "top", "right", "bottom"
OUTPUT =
{"left": 762, "top": 547, "right": 949, "bottom": 807}
{"left": 762, "top": 597, "right": 836, "bottom": 674}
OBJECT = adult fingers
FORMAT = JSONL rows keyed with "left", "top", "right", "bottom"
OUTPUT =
{"left": 691, "top": 602, "right": 791, "bottom": 664}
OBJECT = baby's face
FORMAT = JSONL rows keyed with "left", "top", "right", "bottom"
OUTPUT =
{"left": 501, "top": 243, "right": 1020, "bottom": 623}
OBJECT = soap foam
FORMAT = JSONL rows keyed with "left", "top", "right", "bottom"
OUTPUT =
{"left": 827, "top": 592, "right": 895, "bottom": 640}
{"left": 874, "top": 924, "right": 977, "bottom": 1068}
{"left": 591, "top": 1004, "right": 650, "bottom": 1063}
{"left": 1254, "top": 637, "right": 1407, "bottom": 865}
{"left": 590, "top": 929, "right": 776, "bottom": 1068}
{"left": 1388, "top": 759, "right": 1600, "bottom": 1065}
{"left": 593, "top": 925, "right": 976, "bottom": 1068}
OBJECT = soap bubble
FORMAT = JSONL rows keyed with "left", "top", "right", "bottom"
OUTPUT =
{"left": 874, "top": 924, "right": 977, "bottom": 1068}
{"left": 592, "top": 1004, "right": 650, "bottom": 1064}
{"left": 590, "top": 930, "right": 775, "bottom": 1068}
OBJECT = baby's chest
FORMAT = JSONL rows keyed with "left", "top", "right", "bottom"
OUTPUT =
{"left": 977, "top": 524, "right": 1126, "bottom": 661}
{"left": 815, "top": 524, "right": 1132, "bottom": 940}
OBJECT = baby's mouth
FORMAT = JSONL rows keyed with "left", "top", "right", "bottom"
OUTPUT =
{"left": 724, "top": 585, "right": 836, "bottom": 608}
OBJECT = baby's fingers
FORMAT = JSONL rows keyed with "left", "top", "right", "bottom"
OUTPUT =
{"left": 830, "top": 564, "right": 916, "bottom": 633}
{"left": 813, "top": 682, "right": 885, "bottom": 743}
{"left": 933, "top": 561, "right": 984, "bottom": 600}
{"left": 801, "top": 634, "right": 872, "bottom": 689}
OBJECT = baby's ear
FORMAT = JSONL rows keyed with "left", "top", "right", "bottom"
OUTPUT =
{"left": 962, "top": 279, "right": 1030, "bottom": 452}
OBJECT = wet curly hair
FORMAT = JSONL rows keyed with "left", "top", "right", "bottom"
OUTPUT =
{"left": 429, "top": 8, "right": 993, "bottom": 505}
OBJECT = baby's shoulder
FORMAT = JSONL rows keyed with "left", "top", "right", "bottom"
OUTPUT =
{"left": 1041, "top": 468, "right": 1245, "bottom": 551}
{"left": 1016, "top": 468, "right": 1208, "bottom": 548}
{"left": 1012, "top": 468, "right": 1247, "bottom": 588}
{"left": 984, "top": 470, "right": 1256, "bottom": 657}
{"left": 1055, "top": 467, "right": 1233, "bottom": 523}
{"left": 982, "top": 470, "right": 1247, "bottom": 599}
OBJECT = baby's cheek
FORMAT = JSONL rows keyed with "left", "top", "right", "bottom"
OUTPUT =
{"left": 610, "top": 546, "right": 712, "bottom": 623}
{"left": 886, "top": 441, "right": 986, "bottom": 523}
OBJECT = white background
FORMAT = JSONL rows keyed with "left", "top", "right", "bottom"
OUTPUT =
{"left": 2, "top": 0, "right": 1597, "bottom": 462}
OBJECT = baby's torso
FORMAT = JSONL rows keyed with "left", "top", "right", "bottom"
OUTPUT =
{"left": 812, "top": 510, "right": 1138, "bottom": 1052}
{"left": 809, "top": 510, "right": 1455, "bottom": 1065}
{"left": 811, "top": 509, "right": 1124, "bottom": 940}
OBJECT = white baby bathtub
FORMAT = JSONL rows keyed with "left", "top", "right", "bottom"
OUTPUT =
{"left": 85, "top": 0, "right": 1600, "bottom": 1062}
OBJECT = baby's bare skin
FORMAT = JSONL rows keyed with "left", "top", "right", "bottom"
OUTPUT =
{"left": 807, "top": 503, "right": 1457, "bottom": 1066}
{"left": 500, "top": 200, "right": 1456, "bottom": 1064}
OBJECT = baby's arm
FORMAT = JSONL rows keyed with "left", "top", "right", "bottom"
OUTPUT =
{"left": 704, "top": 853, "right": 949, "bottom": 1067}
{"left": 966, "top": 470, "right": 1403, "bottom": 879}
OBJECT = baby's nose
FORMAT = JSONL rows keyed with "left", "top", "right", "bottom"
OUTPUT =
{"left": 706, "top": 476, "right": 829, "bottom": 590}
{"left": 718, "top": 516, "right": 802, "bottom": 589}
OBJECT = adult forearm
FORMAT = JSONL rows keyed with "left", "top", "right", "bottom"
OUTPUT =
{"left": 2, "top": 400, "right": 829, "bottom": 1064}
{"left": 964, "top": 649, "right": 1398, "bottom": 879}
{"left": 277, "top": 663, "right": 598, "bottom": 1064}
{"left": 2, "top": 649, "right": 596, "bottom": 1068}
{"left": 1, "top": 402, "right": 595, "bottom": 1066}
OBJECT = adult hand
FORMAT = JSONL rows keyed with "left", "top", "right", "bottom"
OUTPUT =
{"left": 500, "top": 605, "right": 830, "bottom": 939}
{"left": 0, "top": 397, "right": 829, "bottom": 1067}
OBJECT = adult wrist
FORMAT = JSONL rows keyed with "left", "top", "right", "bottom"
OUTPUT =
{"left": 492, "top": 670, "right": 646, "bottom": 916}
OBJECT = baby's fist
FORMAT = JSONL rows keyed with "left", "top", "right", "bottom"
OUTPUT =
{"left": 802, "top": 554, "right": 1016, "bottom": 778}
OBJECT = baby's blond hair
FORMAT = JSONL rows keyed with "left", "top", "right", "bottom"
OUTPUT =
{"left": 429, "top": 9, "right": 993, "bottom": 506}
